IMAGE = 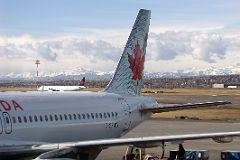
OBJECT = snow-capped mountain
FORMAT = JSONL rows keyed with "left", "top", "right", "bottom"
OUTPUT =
{"left": 144, "top": 66, "right": 240, "bottom": 78}
{"left": 0, "top": 67, "right": 114, "bottom": 80}
{"left": 0, "top": 66, "right": 239, "bottom": 80}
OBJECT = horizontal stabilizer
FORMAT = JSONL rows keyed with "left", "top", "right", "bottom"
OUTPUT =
{"left": 140, "top": 101, "right": 231, "bottom": 113}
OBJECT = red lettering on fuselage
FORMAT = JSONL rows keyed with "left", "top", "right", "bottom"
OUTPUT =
{"left": 0, "top": 100, "right": 11, "bottom": 111}
{"left": 0, "top": 100, "right": 24, "bottom": 111}
{"left": 12, "top": 100, "right": 24, "bottom": 111}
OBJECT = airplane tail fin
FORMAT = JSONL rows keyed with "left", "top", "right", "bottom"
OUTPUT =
{"left": 79, "top": 77, "right": 85, "bottom": 86}
{"left": 104, "top": 9, "right": 151, "bottom": 95}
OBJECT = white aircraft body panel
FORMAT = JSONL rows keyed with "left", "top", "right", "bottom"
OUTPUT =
{"left": 38, "top": 77, "right": 86, "bottom": 91}
{"left": 38, "top": 85, "right": 86, "bottom": 91}
{"left": 0, "top": 91, "right": 153, "bottom": 144}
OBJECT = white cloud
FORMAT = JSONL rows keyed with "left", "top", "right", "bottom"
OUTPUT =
{"left": 0, "top": 35, "right": 122, "bottom": 62}
{"left": 35, "top": 43, "right": 58, "bottom": 61}
{"left": 191, "top": 33, "right": 227, "bottom": 63}
{"left": 0, "top": 29, "right": 240, "bottom": 75}
{"left": 60, "top": 38, "right": 122, "bottom": 62}
{"left": 148, "top": 31, "right": 239, "bottom": 63}
{"left": 148, "top": 31, "right": 192, "bottom": 60}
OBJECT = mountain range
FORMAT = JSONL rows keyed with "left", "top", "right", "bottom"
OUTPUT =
{"left": 1, "top": 66, "right": 240, "bottom": 81}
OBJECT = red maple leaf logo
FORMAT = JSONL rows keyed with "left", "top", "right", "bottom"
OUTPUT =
{"left": 128, "top": 41, "right": 144, "bottom": 80}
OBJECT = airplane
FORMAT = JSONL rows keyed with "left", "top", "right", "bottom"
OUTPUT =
{"left": 0, "top": 9, "right": 240, "bottom": 160}
{"left": 38, "top": 77, "right": 86, "bottom": 91}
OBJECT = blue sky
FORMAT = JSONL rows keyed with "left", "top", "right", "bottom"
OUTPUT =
{"left": 0, "top": 0, "right": 240, "bottom": 76}
{"left": 1, "top": 0, "right": 240, "bottom": 35}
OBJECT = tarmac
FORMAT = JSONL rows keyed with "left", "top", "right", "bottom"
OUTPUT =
{"left": 97, "top": 119, "right": 240, "bottom": 160}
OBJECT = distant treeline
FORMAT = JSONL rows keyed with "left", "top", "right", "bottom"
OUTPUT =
{"left": 1, "top": 75, "right": 239, "bottom": 88}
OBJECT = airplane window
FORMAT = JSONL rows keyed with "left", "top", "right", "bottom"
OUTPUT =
{"left": 6, "top": 117, "right": 10, "bottom": 124}
{"left": 111, "top": 112, "right": 114, "bottom": 118}
{"left": 45, "top": 115, "right": 48, "bottom": 122}
{"left": 107, "top": 112, "right": 110, "bottom": 118}
{"left": 91, "top": 113, "right": 94, "bottom": 119}
{"left": 18, "top": 116, "right": 22, "bottom": 123}
{"left": 87, "top": 113, "right": 90, "bottom": 119}
{"left": 77, "top": 114, "right": 81, "bottom": 120}
{"left": 29, "top": 116, "right": 33, "bottom": 122}
{"left": 23, "top": 116, "right": 27, "bottom": 123}
{"left": 39, "top": 115, "right": 43, "bottom": 122}
{"left": 55, "top": 115, "right": 58, "bottom": 121}
{"left": 103, "top": 113, "right": 107, "bottom": 118}
{"left": 95, "top": 113, "right": 98, "bottom": 119}
{"left": 12, "top": 117, "right": 16, "bottom": 123}
{"left": 59, "top": 114, "right": 63, "bottom": 121}
{"left": 82, "top": 114, "right": 85, "bottom": 119}
{"left": 49, "top": 115, "right": 53, "bottom": 121}
{"left": 64, "top": 114, "right": 68, "bottom": 120}
{"left": 73, "top": 114, "right": 77, "bottom": 120}
{"left": 99, "top": 113, "right": 103, "bottom": 119}
{"left": 68, "top": 114, "right": 72, "bottom": 120}
{"left": 115, "top": 112, "right": 118, "bottom": 117}
{"left": 34, "top": 115, "right": 38, "bottom": 122}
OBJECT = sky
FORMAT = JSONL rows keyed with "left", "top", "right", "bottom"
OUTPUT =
{"left": 0, "top": 0, "right": 240, "bottom": 76}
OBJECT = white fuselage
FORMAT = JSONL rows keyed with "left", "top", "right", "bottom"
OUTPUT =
{"left": 38, "top": 86, "right": 86, "bottom": 91}
{"left": 0, "top": 91, "right": 154, "bottom": 144}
